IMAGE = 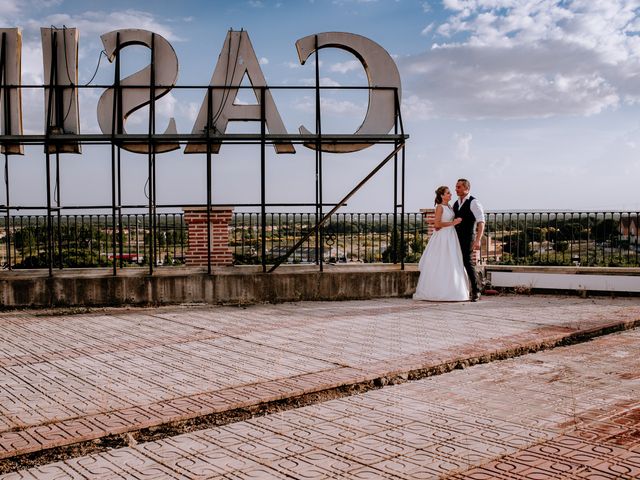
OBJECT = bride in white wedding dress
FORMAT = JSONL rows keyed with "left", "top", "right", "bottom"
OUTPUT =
{"left": 413, "top": 186, "right": 470, "bottom": 301}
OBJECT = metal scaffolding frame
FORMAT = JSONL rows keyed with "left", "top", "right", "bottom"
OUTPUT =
{"left": 0, "top": 32, "right": 408, "bottom": 275}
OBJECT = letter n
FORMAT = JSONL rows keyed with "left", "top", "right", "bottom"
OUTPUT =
{"left": 41, "top": 27, "right": 81, "bottom": 153}
{"left": 0, "top": 29, "right": 23, "bottom": 155}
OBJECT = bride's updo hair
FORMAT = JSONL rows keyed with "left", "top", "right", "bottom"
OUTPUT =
{"left": 434, "top": 186, "right": 449, "bottom": 205}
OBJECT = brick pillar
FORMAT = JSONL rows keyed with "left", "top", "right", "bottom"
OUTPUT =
{"left": 420, "top": 208, "right": 436, "bottom": 238}
{"left": 183, "top": 207, "right": 234, "bottom": 267}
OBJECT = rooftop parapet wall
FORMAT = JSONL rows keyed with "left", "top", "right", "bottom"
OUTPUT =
{"left": 0, "top": 266, "right": 420, "bottom": 308}
{"left": 1, "top": 265, "right": 640, "bottom": 308}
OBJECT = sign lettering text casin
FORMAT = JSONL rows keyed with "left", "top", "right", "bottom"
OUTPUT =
{"left": 0, "top": 28, "right": 401, "bottom": 154}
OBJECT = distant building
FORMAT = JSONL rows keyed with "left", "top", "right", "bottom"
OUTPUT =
{"left": 480, "top": 236, "right": 502, "bottom": 263}
{"left": 619, "top": 217, "right": 638, "bottom": 242}
{"left": 268, "top": 246, "right": 317, "bottom": 263}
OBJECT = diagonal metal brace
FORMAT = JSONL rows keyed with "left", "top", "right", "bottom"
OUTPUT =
{"left": 268, "top": 142, "right": 405, "bottom": 273}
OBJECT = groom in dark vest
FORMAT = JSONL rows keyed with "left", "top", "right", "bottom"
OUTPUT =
{"left": 453, "top": 178, "right": 485, "bottom": 301}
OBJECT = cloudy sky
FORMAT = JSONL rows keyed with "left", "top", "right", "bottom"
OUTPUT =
{"left": 2, "top": 0, "right": 640, "bottom": 212}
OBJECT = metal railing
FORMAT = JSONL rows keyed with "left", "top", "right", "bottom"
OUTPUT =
{"left": 232, "top": 211, "right": 640, "bottom": 267}
{"left": 2, "top": 213, "right": 186, "bottom": 269}
{"left": 483, "top": 211, "right": 640, "bottom": 267}
{"left": 1, "top": 211, "right": 638, "bottom": 269}
{"left": 230, "top": 212, "right": 427, "bottom": 265}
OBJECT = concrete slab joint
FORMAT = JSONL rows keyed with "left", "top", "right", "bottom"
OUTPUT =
{"left": 183, "top": 206, "right": 234, "bottom": 267}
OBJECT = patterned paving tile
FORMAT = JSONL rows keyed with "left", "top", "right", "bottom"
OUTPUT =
{"left": 3, "top": 324, "right": 640, "bottom": 479}
{"left": 1, "top": 296, "right": 640, "bottom": 463}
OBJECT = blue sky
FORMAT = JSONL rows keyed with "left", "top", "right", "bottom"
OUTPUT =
{"left": 3, "top": 0, "right": 640, "bottom": 212}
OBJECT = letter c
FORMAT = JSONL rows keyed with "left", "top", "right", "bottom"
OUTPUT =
{"left": 296, "top": 32, "right": 401, "bottom": 153}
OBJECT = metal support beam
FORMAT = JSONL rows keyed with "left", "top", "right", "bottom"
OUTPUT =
{"left": 110, "top": 32, "right": 121, "bottom": 276}
{"left": 314, "top": 35, "right": 324, "bottom": 272}
{"left": 0, "top": 33, "right": 12, "bottom": 270}
{"left": 3, "top": 154, "right": 9, "bottom": 270}
{"left": 148, "top": 33, "right": 156, "bottom": 275}
{"left": 117, "top": 146, "right": 123, "bottom": 269}
{"left": 268, "top": 142, "right": 405, "bottom": 272}
{"left": 45, "top": 152, "right": 53, "bottom": 276}
{"left": 395, "top": 88, "right": 406, "bottom": 271}
{"left": 206, "top": 86, "right": 212, "bottom": 275}
{"left": 55, "top": 151, "right": 62, "bottom": 269}
{"left": 261, "top": 87, "right": 267, "bottom": 273}
{"left": 44, "top": 30, "right": 57, "bottom": 277}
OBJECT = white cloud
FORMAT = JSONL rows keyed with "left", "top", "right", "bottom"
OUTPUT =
{"left": 33, "top": 0, "right": 64, "bottom": 7}
{"left": 155, "top": 92, "right": 178, "bottom": 119}
{"left": 24, "top": 10, "right": 182, "bottom": 43}
{"left": 0, "top": 0, "right": 61, "bottom": 17}
{"left": 321, "top": 98, "right": 362, "bottom": 114}
{"left": 0, "top": 0, "right": 21, "bottom": 15}
{"left": 320, "top": 77, "right": 341, "bottom": 86}
{"left": 259, "top": 57, "right": 269, "bottom": 65}
{"left": 332, "top": 0, "right": 378, "bottom": 4}
{"left": 329, "top": 60, "right": 360, "bottom": 74}
{"left": 183, "top": 102, "right": 201, "bottom": 123}
{"left": 293, "top": 95, "right": 364, "bottom": 115}
{"left": 420, "top": 23, "right": 435, "bottom": 36}
{"left": 441, "top": 0, "right": 466, "bottom": 10}
{"left": 401, "top": 95, "right": 434, "bottom": 120}
{"left": 488, "top": 155, "right": 511, "bottom": 173}
{"left": 399, "top": 0, "right": 640, "bottom": 119}
{"left": 285, "top": 59, "right": 322, "bottom": 69}
{"left": 454, "top": 132, "right": 473, "bottom": 161}
{"left": 300, "top": 77, "right": 341, "bottom": 87}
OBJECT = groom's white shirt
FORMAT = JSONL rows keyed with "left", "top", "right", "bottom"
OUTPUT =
{"left": 457, "top": 194, "right": 485, "bottom": 223}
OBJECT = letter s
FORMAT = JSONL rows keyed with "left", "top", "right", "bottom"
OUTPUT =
{"left": 97, "top": 29, "right": 179, "bottom": 154}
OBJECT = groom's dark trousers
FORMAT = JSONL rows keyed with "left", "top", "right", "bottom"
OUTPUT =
{"left": 453, "top": 197, "right": 480, "bottom": 296}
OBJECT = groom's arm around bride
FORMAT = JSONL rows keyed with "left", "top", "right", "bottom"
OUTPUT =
{"left": 453, "top": 178, "right": 485, "bottom": 301}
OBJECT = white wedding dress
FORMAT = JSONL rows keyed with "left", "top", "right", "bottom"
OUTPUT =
{"left": 413, "top": 205, "right": 470, "bottom": 301}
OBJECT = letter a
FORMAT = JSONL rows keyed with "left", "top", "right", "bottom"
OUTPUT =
{"left": 185, "top": 30, "right": 294, "bottom": 154}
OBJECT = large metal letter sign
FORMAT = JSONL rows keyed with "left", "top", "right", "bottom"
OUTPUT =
{"left": 0, "top": 28, "right": 23, "bottom": 155}
{"left": 296, "top": 32, "right": 401, "bottom": 153}
{"left": 97, "top": 29, "right": 179, "bottom": 154}
{"left": 1, "top": 27, "right": 403, "bottom": 157}
{"left": 185, "top": 30, "right": 294, "bottom": 154}
{"left": 41, "top": 27, "right": 81, "bottom": 153}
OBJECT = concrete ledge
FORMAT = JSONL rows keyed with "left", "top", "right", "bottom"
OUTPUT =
{"left": 4, "top": 264, "right": 640, "bottom": 308}
{"left": 486, "top": 265, "right": 640, "bottom": 275}
{"left": 486, "top": 265, "right": 640, "bottom": 293}
{"left": 0, "top": 265, "right": 421, "bottom": 308}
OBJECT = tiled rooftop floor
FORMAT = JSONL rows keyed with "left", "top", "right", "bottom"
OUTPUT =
{"left": 1, "top": 295, "right": 639, "bottom": 477}
{"left": 3, "top": 308, "right": 640, "bottom": 478}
